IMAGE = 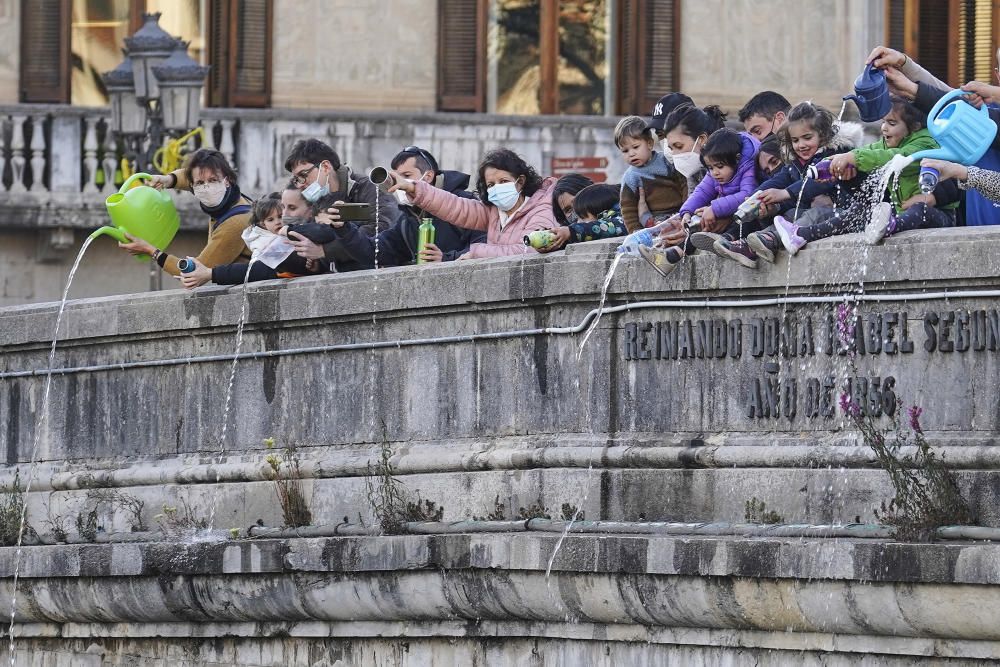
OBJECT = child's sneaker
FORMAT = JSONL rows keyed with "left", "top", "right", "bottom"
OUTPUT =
{"left": 773, "top": 215, "right": 807, "bottom": 255}
{"left": 689, "top": 231, "right": 723, "bottom": 253}
{"left": 746, "top": 230, "right": 780, "bottom": 264}
{"left": 638, "top": 245, "right": 683, "bottom": 278}
{"left": 713, "top": 238, "right": 758, "bottom": 269}
{"left": 864, "top": 202, "right": 896, "bottom": 245}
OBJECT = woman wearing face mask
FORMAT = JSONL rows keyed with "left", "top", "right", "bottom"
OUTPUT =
{"left": 652, "top": 103, "right": 729, "bottom": 249}
{"left": 117, "top": 148, "right": 253, "bottom": 276}
{"left": 388, "top": 148, "right": 559, "bottom": 258}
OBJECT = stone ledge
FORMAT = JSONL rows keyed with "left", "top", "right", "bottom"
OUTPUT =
{"left": 9, "top": 620, "right": 1000, "bottom": 661}
{"left": 5, "top": 533, "right": 1000, "bottom": 585}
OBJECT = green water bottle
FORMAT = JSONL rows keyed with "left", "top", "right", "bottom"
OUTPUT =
{"left": 416, "top": 217, "right": 436, "bottom": 264}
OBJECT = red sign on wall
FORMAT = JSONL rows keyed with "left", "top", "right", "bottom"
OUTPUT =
{"left": 550, "top": 156, "right": 609, "bottom": 183}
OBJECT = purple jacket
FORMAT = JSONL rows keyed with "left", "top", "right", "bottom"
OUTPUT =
{"left": 680, "top": 132, "right": 761, "bottom": 218}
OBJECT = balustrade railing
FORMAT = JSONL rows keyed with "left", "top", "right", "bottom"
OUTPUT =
{"left": 0, "top": 104, "right": 624, "bottom": 227}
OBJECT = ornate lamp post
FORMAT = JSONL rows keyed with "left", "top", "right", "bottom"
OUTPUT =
{"left": 103, "top": 13, "right": 208, "bottom": 174}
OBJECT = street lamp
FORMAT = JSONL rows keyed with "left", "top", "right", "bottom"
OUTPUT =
{"left": 124, "top": 12, "right": 176, "bottom": 102}
{"left": 102, "top": 51, "right": 146, "bottom": 136}
{"left": 153, "top": 41, "right": 211, "bottom": 132}
{"left": 103, "top": 12, "right": 209, "bottom": 174}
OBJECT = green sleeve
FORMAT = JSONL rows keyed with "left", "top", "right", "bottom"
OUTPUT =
{"left": 852, "top": 130, "right": 938, "bottom": 175}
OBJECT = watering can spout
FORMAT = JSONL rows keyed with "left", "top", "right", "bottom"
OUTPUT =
{"left": 908, "top": 148, "right": 959, "bottom": 164}
{"left": 89, "top": 225, "right": 129, "bottom": 244}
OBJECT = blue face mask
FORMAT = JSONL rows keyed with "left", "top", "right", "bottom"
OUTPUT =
{"left": 302, "top": 165, "right": 331, "bottom": 203}
{"left": 487, "top": 181, "right": 521, "bottom": 211}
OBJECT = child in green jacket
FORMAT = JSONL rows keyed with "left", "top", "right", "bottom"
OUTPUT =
{"left": 748, "top": 96, "right": 958, "bottom": 257}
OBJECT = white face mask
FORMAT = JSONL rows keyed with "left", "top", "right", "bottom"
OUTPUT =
{"left": 394, "top": 189, "right": 411, "bottom": 206}
{"left": 661, "top": 142, "right": 674, "bottom": 163}
{"left": 672, "top": 138, "right": 703, "bottom": 178}
{"left": 193, "top": 180, "right": 228, "bottom": 208}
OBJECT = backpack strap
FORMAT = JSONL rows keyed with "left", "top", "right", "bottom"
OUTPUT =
{"left": 212, "top": 203, "right": 252, "bottom": 230}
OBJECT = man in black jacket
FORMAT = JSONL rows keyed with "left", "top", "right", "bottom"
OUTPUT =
{"left": 327, "top": 146, "right": 486, "bottom": 268}
{"left": 284, "top": 139, "right": 405, "bottom": 266}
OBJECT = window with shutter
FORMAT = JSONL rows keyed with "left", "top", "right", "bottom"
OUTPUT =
{"left": 617, "top": 0, "right": 679, "bottom": 116}
{"left": 20, "top": 0, "right": 71, "bottom": 103}
{"left": 886, "top": 0, "right": 996, "bottom": 88}
{"left": 437, "top": 0, "right": 486, "bottom": 112}
{"left": 207, "top": 0, "right": 272, "bottom": 108}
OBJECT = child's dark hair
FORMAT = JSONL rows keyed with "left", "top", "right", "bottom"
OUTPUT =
{"left": 738, "top": 91, "right": 791, "bottom": 123}
{"left": 249, "top": 193, "right": 282, "bottom": 228}
{"left": 572, "top": 184, "right": 620, "bottom": 218}
{"left": 663, "top": 104, "right": 727, "bottom": 141}
{"left": 777, "top": 102, "right": 836, "bottom": 161}
{"left": 700, "top": 128, "right": 743, "bottom": 170}
{"left": 889, "top": 95, "right": 925, "bottom": 133}
{"left": 755, "top": 135, "right": 784, "bottom": 180}
{"left": 613, "top": 116, "right": 653, "bottom": 148}
{"left": 759, "top": 134, "right": 781, "bottom": 161}
{"left": 552, "top": 173, "right": 594, "bottom": 224}
{"left": 475, "top": 149, "right": 544, "bottom": 206}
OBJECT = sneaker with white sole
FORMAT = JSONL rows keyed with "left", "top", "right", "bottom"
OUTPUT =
{"left": 638, "top": 245, "right": 683, "bottom": 278}
{"left": 773, "top": 215, "right": 807, "bottom": 255}
{"left": 746, "top": 230, "right": 780, "bottom": 263}
{"left": 864, "top": 202, "right": 896, "bottom": 245}
{"left": 713, "top": 238, "right": 759, "bottom": 269}
{"left": 689, "top": 231, "right": 724, "bottom": 254}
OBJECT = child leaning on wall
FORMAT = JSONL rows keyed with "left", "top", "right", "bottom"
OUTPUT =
{"left": 179, "top": 194, "right": 337, "bottom": 289}
{"left": 761, "top": 95, "right": 959, "bottom": 254}
{"left": 615, "top": 115, "right": 688, "bottom": 234}
{"left": 712, "top": 101, "right": 864, "bottom": 269}
{"left": 638, "top": 128, "right": 761, "bottom": 278}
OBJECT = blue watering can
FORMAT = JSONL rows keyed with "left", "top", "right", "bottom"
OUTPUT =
{"left": 908, "top": 89, "right": 998, "bottom": 165}
{"left": 843, "top": 64, "right": 891, "bottom": 122}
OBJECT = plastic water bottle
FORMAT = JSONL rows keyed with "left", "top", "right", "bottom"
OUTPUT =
{"left": 918, "top": 166, "right": 939, "bottom": 194}
{"left": 523, "top": 230, "right": 556, "bottom": 249}
{"left": 734, "top": 195, "right": 767, "bottom": 224}
{"left": 178, "top": 257, "right": 197, "bottom": 273}
{"left": 806, "top": 159, "right": 834, "bottom": 182}
{"left": 415, "top": 217, "right": 436, "bottom": 264}
{"left": 616, "top": 228, "right": 654, "bottom": 255}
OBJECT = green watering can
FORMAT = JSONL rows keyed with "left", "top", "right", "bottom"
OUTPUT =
{"left": 90, "top": 172, "right": 180, "bottom": 261}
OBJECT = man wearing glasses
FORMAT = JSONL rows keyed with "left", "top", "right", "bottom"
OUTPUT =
{"left": 283, "top": 139, "right": 404, "bottom": 267}
{"left": 322, "top": 146, "right": 486, "bottom": 267}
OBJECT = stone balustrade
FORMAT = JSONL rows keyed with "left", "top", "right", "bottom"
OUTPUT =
{"left": 0, "top": 104, "right": 624, "bottom": 233}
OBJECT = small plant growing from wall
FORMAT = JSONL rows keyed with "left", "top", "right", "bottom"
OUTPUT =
{"left": 263, "top": 437, "right": 312, "bottom": 528}
{"left": 744, "top": 497, "right": 784, "bottom": 524}
{"left": 364, "top": 423, "right": 446, "bottom": 534}
{"left": 0, "top": 472, "right": 33, "bottom": 546}
{"left": 844, "top": 398, "right": 971, "bottom": 541}
{"left": 154, "top": 498, "right": 208, "bottom": 535}
{"left": 73, "top": 489, "right": 147, "bottom": 542}
{"left": 835, "top": 302, "right": 972, "bottom": 541}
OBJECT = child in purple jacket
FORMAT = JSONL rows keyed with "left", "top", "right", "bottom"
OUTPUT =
{"left": 639, "top": 128, "right": 760, "bottom": 277}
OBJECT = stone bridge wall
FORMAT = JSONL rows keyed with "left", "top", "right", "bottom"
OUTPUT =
{"left": 1, "top": 229, "right": 999, "bottom": 664}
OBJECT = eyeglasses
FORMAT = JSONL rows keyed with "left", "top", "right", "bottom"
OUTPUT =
{"left": 291, "top": 164, "right": 317, "bottom": 186}
{"left": 401, "top": 145, "right": 438, "bottom": 172}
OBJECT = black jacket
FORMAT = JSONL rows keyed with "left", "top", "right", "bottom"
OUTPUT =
{"left": 319, "top": 166, "right": 407, "bottom": 267}
{"left": 330, "top": 170, "right": 486, "bottom": 268}
{"left": 211, "top": 223, "right": 348, "bottom": 285}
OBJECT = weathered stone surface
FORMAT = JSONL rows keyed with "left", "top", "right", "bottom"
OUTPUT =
{"left": 1, "top": 228, "right": 999, "bottom": 662}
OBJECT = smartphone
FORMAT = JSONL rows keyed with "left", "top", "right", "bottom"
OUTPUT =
{"left": 330, "top": 202, "right": 374, "bottom": 222}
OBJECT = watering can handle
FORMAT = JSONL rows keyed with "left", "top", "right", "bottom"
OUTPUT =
{"left": 117, "top": 172, "right": 152, "bottom": 194}
{"left": 926, "top": 89, "right": 986, "bottom": 123}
